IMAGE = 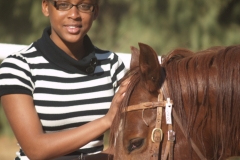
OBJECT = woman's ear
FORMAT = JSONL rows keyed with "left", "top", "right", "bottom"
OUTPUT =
{"left": 42, "top": 0, "right": 50, "bottom": 17}
{"left": 93, "top": 5, "right": 99, "bottom": 20}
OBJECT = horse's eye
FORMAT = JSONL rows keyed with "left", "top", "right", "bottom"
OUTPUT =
{"left": 128, "top": 138, "right": 144, "bottom": 152}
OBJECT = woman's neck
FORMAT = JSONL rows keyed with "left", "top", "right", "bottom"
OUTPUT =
{"left": 62, "top": 41, "right": 86, "bottom": 60}
{"left": 50, "top": 34, "right": 86, "bottom": 61}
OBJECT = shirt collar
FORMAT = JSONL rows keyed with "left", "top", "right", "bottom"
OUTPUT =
{"left": 34, "top": 27, "right": 97, "bottom": 74}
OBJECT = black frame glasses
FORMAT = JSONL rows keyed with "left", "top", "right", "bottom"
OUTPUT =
{"left": 49, "top": 0, "right": 95, "bottom": 13}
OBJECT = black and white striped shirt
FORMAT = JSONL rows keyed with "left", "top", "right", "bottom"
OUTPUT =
{"left": 0, "top": 27, "right": 126, "bottom": 159}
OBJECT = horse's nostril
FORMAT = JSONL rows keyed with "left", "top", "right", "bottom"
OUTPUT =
{"left": 128, "top": 138, "right": 144, "bottom": 153}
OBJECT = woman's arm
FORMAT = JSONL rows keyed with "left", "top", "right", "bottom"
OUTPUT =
{"left": 1, "top": 79, "right": 129, "bottom": 160}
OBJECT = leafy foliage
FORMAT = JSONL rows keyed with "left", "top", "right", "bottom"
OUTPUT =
{"left": 0, "top": 0, "right": 240, "bottom": 54}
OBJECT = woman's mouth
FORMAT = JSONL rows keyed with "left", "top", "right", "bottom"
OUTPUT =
{"left": 65, "top": 25, "right": 81, "bottom": 34}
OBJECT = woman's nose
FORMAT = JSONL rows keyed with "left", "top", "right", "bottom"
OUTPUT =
{"left": 67, "top": 6, "right": 81, "bottom": 19}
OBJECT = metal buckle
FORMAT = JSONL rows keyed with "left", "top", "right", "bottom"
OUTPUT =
{"left": 151, "top": 128, "right": 163, "bottom": 143}
{"left": 168, "top": 130, "right": 175, "bottom": 142}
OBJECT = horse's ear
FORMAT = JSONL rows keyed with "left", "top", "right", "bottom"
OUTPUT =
{"left": 130, "top": 46, "right": 140, "bottom": 69}
{"left": 139, "top": 43, "right": 161, "bottom": 92}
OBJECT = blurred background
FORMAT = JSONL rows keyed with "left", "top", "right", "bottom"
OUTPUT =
{"left": 1, "top": 0, "right": 240, "bottom": 54}
{"left": 1, "top": 0, "right": 240, "bottom": 159}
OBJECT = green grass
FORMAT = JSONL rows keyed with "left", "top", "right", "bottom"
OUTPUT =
{"left": 0, "top": 60, "right": 14, "bottom": 136}
{"left": 0, "top": 105, "right": 14, "bottom": 137}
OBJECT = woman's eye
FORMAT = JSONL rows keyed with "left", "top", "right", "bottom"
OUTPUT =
{"left": 80, "top": 4, "right": 91, "bottom": 10}
{"left": 55, "top": 1, "right": 71, "bottom": 10}
{"left": 128, "top": 138, "right": 144, "bottom": 152}
{"left": 58, "top": 3, "right": 69, "bottom": 8}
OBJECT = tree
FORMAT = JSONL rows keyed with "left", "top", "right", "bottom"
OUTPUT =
{"left": 0, "top": 0, "right": 240, "bottom": 54}
{"left": 0, "top": 0, "right": 48, "bottom": 44}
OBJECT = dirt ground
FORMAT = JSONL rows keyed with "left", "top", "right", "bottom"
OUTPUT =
{"left": 0, "top": 135, "right": 19, "bottom": 160}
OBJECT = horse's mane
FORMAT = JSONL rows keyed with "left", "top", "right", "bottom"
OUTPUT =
{"left": 109, "top": 45, "right": 240, "bottom": 159}
{"left": 162, "top": 45, "right": 240, "bottom": 158}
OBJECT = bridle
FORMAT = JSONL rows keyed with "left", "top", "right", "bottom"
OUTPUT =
{"left": 125, "top": 89, "right": 175, "bottom": 160}
{"left": 124, "top": 82, "right": 207, "bottom": 160}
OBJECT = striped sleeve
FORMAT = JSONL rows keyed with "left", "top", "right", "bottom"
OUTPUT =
{"left": 0, "top": 54, "right": 34, "bottom": 96}
{"left": 110, "top": 53, "right": 127, "bottom": 92}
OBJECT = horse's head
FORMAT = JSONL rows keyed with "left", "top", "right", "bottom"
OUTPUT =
{"left": 110, "top": 43, "right": 168, "bottom": 160}
{"left": 110, "top": 43, "right": 240, "bottom": 160}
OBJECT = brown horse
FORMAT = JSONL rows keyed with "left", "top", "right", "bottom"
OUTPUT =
{"left": 108, "top": 43, "right": 240, "bottom": 160}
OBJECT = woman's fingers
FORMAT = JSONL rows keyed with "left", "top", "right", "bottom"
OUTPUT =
{"left": 105, "top": 78, "right": 130, "bottom": 124}
{"left": 113, "top": 78, "right": 130, "bottom": 103}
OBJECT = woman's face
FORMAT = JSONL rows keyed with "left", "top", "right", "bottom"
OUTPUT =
{"left": 42, "top": 0, "right": 99, "bottom": 45}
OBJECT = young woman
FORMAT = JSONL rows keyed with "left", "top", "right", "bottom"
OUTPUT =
{"left": 0, "top": 0, "right": 128, "bottom": 159}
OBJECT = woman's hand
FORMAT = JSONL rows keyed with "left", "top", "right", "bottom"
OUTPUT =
{"left": 104, "top": 78, "right": 130, "bottom": 127}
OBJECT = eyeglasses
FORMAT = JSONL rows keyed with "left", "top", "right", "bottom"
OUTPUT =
{"left": 49, "top": 1, "right": 95, "bottom": 13}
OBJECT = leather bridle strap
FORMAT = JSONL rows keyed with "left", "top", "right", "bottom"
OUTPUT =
{"left": 161, "top": 95, "right": 175, "bottom": 160}
{"left": 149, "top": 92, "right": 164, "bottom": 160}
{"left": 125, "top": 101, "right": 170, "bottom": 112}
{"left": 172, "top": 109, "right": 207, "bottom": 160}
{"left": 150, "top": 106, "right": 163, "bottom": 160}
{"left": 162, "top": 123, "right": 175, "bottom": 160}
{"left": 125, "top": 92, "right": 174, "bottom": 160}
